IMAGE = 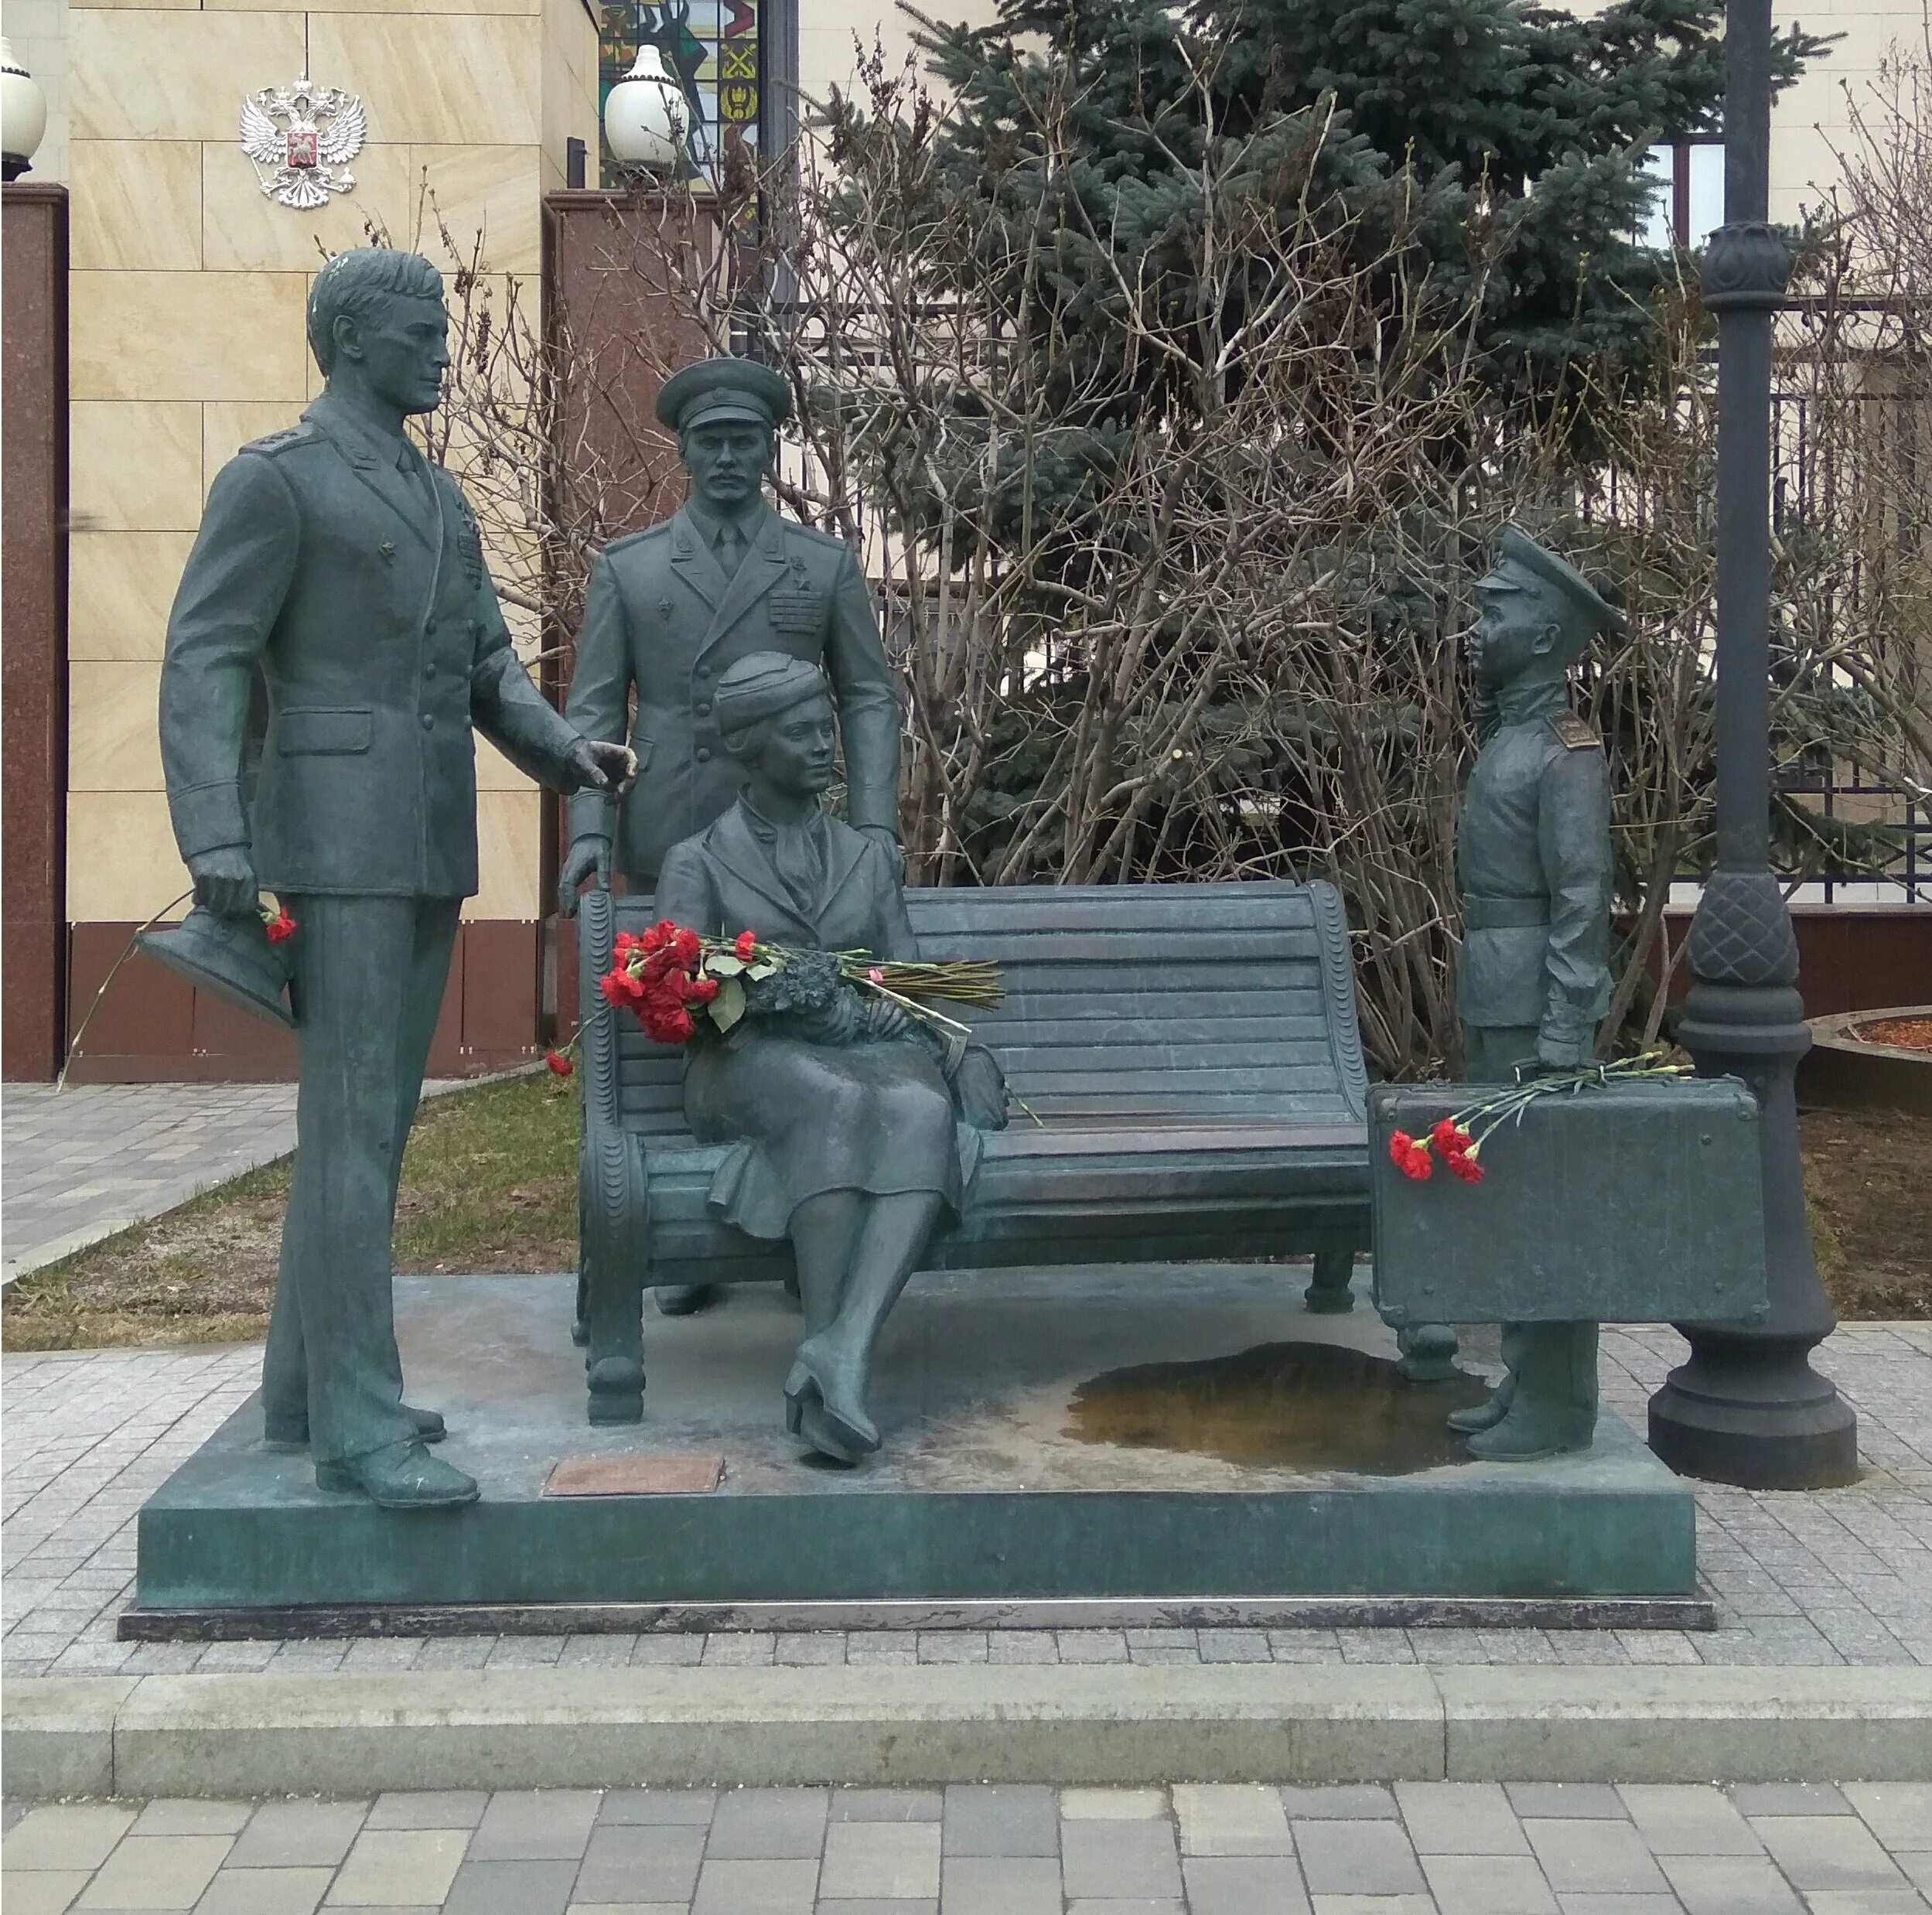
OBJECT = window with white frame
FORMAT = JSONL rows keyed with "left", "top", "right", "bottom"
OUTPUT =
{"left": 1639, "top": 140, "right": 1725, "bottom": 250}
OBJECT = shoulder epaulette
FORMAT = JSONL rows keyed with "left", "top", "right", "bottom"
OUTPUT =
{"left": 241, "top": 423, "right": 319, "bottom": 457}
{"left": 604, "top": 521, "right": 673, "bottom": 558}
{"left": 1551, "top": 713, "right": 1602, "bottom": 752}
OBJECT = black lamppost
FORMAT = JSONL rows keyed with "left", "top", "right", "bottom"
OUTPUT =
{"left": 1646, "top": 0, "right": 1859, "bottom": 1488}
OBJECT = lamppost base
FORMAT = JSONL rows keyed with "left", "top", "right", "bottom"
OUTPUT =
{"left": 1645, "top": 960, "right": 1859, "bottom": 1490}
{"left": 1648, "top": 1336, "right": 1858, "bottom": 1489}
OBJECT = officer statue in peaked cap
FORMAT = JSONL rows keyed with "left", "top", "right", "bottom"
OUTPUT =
{"left": 157, "top": 247, "right": 636, "bottom": 1510}
{"left": 560, "top": 354, "right": 904, "bottom": 1317}
{"left": 1447, "top": 524, "right": 1621, "bottom": 1460}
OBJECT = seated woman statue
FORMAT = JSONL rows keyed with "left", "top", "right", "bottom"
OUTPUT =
{"left": 653, "top": 651, "right": 1007, "bottom": 1465}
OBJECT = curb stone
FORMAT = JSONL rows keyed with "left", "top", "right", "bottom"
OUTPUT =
{"left": 0, "top": 1677, "right": 135, "bottom": 1797}
{"left": 5, "top": 1665, "right": 1930, "bottom": 1798}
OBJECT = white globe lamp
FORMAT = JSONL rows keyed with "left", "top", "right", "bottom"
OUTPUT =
{"left": 2, "top": 38, "right": 47, "bottom": 183}
{"left": 604, "top": 45, "right": 687, "bottom": 176}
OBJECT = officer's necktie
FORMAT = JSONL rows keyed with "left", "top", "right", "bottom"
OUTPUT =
{"left": 398, "top": 441, "right": 435, "bottom": 520}
{"left": 715, "top": 521, "right": 746, "bottom": 579}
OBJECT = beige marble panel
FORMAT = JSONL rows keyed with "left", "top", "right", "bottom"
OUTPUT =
{"left": 476, "top": 735, "right": 541, "bottom": 794}
{"left": 410, "top": 145, "right": 543, "bottom": 277}
{"left": 1773, "top": 121, "right": 1848, "bottom": 224}
{"left": 202, "top": 400, "right": 310, "bottom": 497}
{"left": 69, "top": 661, "right": 166, "bottom": 792}
{"left": 67, "top": 791, "right": 193, "bottom": 923}
{"left": 468, "top": 788, "right": 543, "bottom": 918}
{"left": 73, "top": 269, "right": 310, "bottom": 401}
{"left": 202, "top": 140, "right": 417, "bottom": 274}
{"left": 71, "top": 402, "right": 203, "bottom": 533}
{"left": 70, "top": 140, "right": 201, "bottom": 270}
{"left": 71, "top": 9, "right": 306, "bottom": 140}
{"left": 70, "top": 531, "right": 196, "bottom": 661}
{"left": 207, "top": 0, "right": 538, "bottom": 14}
{"left": 541, "top": 0, "right": 598, "bottom": 170}
{"left": 306, "top": 15, "right": 542, "bottom": 148}
{"left": 548, "top": 0, "right": 597, "bottom": 97}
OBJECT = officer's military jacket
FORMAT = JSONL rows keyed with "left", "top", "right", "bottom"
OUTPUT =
{"left": 564, "top": 500, "right": 902, "bottom": 884}
{"left": 160, "top": 394, "right": 585, "bottom": 899}
{"left": 1456, "top": 680, "right": 1614, "bottom": 1049}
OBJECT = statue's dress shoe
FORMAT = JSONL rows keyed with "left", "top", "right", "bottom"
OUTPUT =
{"left": 654, "top": 1284, "right": 715, "bottom": 1317}
{"left": 265, "top": 1404, "right": 446, "bottom": 1452}
{"left": 1446, "top": 1377, "right": 1515, "bottom": 1435}
{"left": 1464, "top": 1400, "right": 1595, "bottom": 1463}
{"left": 783, "top": 1338, "right": 879, "bottom": 1465}
{"left": 315, "top": 1439, "right": 480, "bottom": 1509}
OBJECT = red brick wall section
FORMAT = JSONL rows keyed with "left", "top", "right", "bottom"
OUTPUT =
{"left": 1644, "top": 909, "right": 1932, "bottom": 1022}
{"left": 62, "top": 923, "right": 544, "bottom": 1084}
{"left": 2, "top": 185, "right": 70, "bottom": 1082}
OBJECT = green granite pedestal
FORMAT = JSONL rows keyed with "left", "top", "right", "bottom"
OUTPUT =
{"left": 126, "top": 1268, "right": 1705, "bottom": 1635}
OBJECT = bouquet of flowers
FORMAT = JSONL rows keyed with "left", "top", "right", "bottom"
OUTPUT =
{"left": 599, "top": 920, "right": 1003, "bottom": 1049}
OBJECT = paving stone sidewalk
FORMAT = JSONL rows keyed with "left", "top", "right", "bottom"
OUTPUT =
{"left": 5, "top": 1322, "right": 1930, "bottom": 1678}
{"left": 4, "top": 1778, "right": 1929, "bottom": 1913}
{"left": 1, "top": 1080, "right": 483, "bottom": 1282}
{"left": 2, "top": 1086, "right": 301, "bottom": 1282}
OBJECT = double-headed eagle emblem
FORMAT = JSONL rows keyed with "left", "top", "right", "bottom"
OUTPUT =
{"left": 241, "top": 76, "right": 366, "bottom": 210}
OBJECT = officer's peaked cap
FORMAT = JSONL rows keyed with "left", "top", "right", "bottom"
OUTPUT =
{"left": 657, "top": 357, "right": 792, "bottom": 435}
{"left": 1492, "top": 525, "right": 1622, "bottom": 640}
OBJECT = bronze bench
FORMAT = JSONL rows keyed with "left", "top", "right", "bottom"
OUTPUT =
{"left": 574, "top": 879, "right": 1374, "bottom": 1422}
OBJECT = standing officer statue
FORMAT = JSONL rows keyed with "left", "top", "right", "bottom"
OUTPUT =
{"left": 560, "top": 356, "right": 903, "bottom": 1316}
{"left": 1449, "top": 525, "right": 1620, "bottom": 1459}
{"left": 155, "top": 248, "right": 634, "bottom": 1509}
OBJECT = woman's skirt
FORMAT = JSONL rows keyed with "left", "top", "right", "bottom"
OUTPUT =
{"left": 684, "top": 1030, "right": 968, "bottom": 1241}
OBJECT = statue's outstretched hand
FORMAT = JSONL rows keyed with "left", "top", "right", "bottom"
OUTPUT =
{"left": 1531, "top": 1033, "right": 1591, "bottom": 1074}
{"left": 189, "top": 846, "right": 260, "bottom": 920}
{"left": 558, "top": 835, "right": 613, "bottom": 917}
{"left": 797, "top": 988, "right": 865, "bottom": 1046}
{"left": 565, "top": 738, "right": 638, "bottom": 795}
{"left": 862, "top": 995, "right": 912, "bottom": 1042}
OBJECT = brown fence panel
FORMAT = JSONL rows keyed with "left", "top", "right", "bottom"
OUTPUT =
{"left": 3, "top": 183, "right": 70, "bottom": 1081}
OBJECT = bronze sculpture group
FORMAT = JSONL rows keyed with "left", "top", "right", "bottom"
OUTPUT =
{"left": 152, "top": 246, "right": 1625, "bottom": 1507}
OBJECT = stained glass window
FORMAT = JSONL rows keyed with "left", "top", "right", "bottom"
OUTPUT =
{"left": 599, "top": 0, "right": 761, "bottom": 186}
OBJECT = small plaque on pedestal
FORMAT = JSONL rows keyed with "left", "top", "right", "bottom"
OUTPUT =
{"left": 545, "top": 1456, "right": 725, "bottom": 1497}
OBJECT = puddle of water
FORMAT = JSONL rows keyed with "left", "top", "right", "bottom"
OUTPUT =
{"left": 1067, "top": 1340, "right": 1493, "bottom": 1475}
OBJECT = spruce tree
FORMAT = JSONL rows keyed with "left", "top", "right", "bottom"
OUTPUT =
{"left": 909, "top": 0, "right": 1824, "bottom": 437}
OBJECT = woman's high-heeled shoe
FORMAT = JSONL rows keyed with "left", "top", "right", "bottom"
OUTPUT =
{"left": 783, "top": 1336, "right": 880, "bottom": 1463}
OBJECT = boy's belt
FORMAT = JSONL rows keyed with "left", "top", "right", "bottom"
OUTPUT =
{"left": 1463, "top": 895, "right": 1550, "bottom": 929}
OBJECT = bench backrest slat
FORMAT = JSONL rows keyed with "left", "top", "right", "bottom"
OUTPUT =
{"left": 585, "top": 879, "right": 1368, "bottom": 1144}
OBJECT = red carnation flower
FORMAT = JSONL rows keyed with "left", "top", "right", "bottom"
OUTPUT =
{"left": 688, "top": 975, "right": 720, "bottom": 1005}
{"left": 599, "top": 968, "right": 641, "bottom": 1009}
{"left": 1447, "top": 1151, "right": 1484, "bottom": 1184}
{"left": 672, "top": 926, "right": 701, "bottom": 966}
{"left": 644, "top": 1005, "right": 695, "bottom": 1044}
{"left": 1389, "top": 1131, "right": 1417, "bottom": 1167}
{"left": 264, "top": 907, "right": 297, "bottom": 945}
{"left": 735, "top": 929, "right": 757, "bottom": 961}
{"left": 544, "top": 1048, "right": 574, "bottom": 1077}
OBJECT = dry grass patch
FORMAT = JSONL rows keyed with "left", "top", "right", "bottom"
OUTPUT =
{"left": 4, "top": 1074, "right": 579, "bottom": 1350}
